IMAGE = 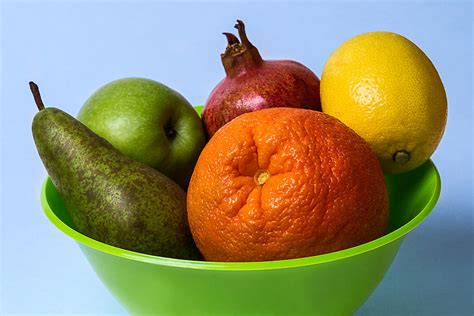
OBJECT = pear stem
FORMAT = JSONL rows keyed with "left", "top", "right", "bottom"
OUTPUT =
{"left": 29, "top": 81, "right": 45, "bottom": 111}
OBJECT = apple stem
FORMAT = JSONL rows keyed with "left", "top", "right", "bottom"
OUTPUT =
{"left": 29, "top": 81, "right": 45, "bottom": 111}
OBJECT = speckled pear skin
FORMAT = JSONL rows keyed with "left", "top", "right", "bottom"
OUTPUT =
{"left": 33, "top": 107, "right": 200, "bottom": 259}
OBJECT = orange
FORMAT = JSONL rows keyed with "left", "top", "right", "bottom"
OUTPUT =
{"left": 187, "top": 108, "right": 388, "bottom": 262}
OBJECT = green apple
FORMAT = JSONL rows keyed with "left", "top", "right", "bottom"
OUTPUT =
{"left": 78, "top": 77, "right": 206, "bottom": 189}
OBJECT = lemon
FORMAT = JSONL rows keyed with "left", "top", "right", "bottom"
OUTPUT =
{"left": 321, "top": 32, "right": 447, "bottom": 173}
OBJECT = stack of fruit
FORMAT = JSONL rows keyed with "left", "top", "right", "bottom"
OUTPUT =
{"left": 32, "top": 20, "right": 447, "bottom": 262}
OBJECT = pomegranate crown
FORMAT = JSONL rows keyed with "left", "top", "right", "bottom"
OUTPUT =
{"left": 220, "top": 20, "right": 263, "bottom": 76}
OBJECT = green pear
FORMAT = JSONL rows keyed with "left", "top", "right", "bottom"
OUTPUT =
{"left": 78, "top": 78, "right": 206, "bottom": 189}
{"left": 30, "top": 82, "right": 200, "bottom": 259}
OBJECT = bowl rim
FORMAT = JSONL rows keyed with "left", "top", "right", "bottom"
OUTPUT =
{"left": 40, "top": 160, "right": 441, "bottom": 271}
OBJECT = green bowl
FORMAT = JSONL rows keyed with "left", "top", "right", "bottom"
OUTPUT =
{"left": 40, "top": 158, "right": 440, "bottom": 315}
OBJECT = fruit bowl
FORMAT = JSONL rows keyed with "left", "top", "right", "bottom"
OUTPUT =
{"left": 40, "top": 159, "right": 440, "bottom": 315}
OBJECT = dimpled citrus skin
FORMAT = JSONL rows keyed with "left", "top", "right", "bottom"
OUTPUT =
{"left": 321, "top": 32, "right": 447, "bottom": 173}
{"left": 187, "top": 108, "right": 388, "bottom": 262}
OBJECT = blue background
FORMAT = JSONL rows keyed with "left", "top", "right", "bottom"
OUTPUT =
{"left": 1, "top": 1, "right": 472, "bottom": 315}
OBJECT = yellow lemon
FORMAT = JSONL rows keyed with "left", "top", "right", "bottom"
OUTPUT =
{"left": 321, "top": 32, "right": 447, "bottom": 173}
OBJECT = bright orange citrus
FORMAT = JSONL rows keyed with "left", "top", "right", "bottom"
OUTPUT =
{"left": 187, "top": 108, "right": 388, "bottom": 262}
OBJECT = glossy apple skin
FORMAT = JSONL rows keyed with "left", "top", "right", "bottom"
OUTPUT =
{"left": 203, "top": 60, "right": 321, "bottom": 138}
{"left": 78, "top": 78, "right": 206, "bottom": 189}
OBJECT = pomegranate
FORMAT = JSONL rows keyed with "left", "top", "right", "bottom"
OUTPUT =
{"left": 202, "top": 20, "right": 321, "bottom": 138}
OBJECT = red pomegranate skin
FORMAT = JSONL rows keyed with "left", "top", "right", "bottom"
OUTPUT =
{"left": 203, "top": 20, "right": 321, "bottom": 138}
